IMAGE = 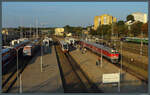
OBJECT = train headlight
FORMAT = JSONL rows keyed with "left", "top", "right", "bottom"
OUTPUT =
{"left": 111, "top": 50, "right": 114, "bottom": 52}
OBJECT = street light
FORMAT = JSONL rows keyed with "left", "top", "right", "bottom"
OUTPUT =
{"left": 119, "top": 40, "right": 123, "bottom": 92}
{"left": 41, "top": 45, "right": 43, "bottom": 72}
{"left": 101, "top": 30, "right": 103, "bottom": 68}
{"left": 14, "top": 47, "right": 22, "bottom": 93}
{"left": 140, "top": 31, "right": 143, "bottom": 55}
{"left": 41, "top": 41, "right": 43, "bottom": 73}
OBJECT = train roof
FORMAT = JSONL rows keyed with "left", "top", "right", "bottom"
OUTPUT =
{"left": 2, "top": 48, "right": 12, "bottom": 54}
{"left": 123, "top": 37, "right": 148, "bottom": 40}
{"left": 25, "top": 43, "right": 34, "bottom": 47}
{"left": 2, "top": 46, "right": 13, "bottom": 49}
{"left": 13, "top": 40, "right": 29, "bottom": 47}
{"left": 59, "top": 40, "right": 68, "bottom": 45}
{"left": 81, "top": 39, "right": 116, "bottom": 52}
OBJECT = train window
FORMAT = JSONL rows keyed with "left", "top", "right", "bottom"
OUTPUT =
{"left": 24, "top": 47, "right": 31, "bottom": 50}
{"left": 63, "top": 44, "right": 68, "bottom": 49}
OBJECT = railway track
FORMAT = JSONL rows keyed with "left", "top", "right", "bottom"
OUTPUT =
{"left": 87, "top": 48, "right": 148, "bottom": 84}
{"left": 2, "top": 46, "right": 41, "bottom": 93}
{"left": 2, "top": 56, "right": 30, "bottom": 93}
{"left": 111, "top": 41, "right": 148, "bottom": 56}
{"left": 54, "top": 38, "right": 102, "bottom": 93}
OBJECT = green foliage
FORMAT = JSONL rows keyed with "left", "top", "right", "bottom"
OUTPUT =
{"left": 141, "top": 23, "right": 148, "bottom": 37}
{"left": 117, "top": 20, "right": 125, "bottom": 26}
{"left": 126, "top": 15, "right": 134, "bottom": 22}
{"left": 116, "top": 21, "right": 128, "bottom": 37}
{"left": 130, "top": 21, "right": 143, "bottom": 37}
{"left": 97, "top": 25, "right": 111, "bottom": 39}
{"left": 63, "top": 25, "right": 83, "bottom": 36}
{"left": 89, "top": 29, "right": 97, "bottom": 35}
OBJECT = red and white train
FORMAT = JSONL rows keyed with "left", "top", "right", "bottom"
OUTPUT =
{"left": 80, "top": 39, "right": 120, "bottom": 63}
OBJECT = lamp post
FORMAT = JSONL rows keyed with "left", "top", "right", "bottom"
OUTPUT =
{"left": 119, "top": 40, "right": 123, "bottom": 92}
{"left": 30, "top": 24, "right": 32, "bottom": 39}
{"left": 41, "top": 42, "right": 43, "bottom": 72}
{"left": 14, "top": 47, "right": 22, "bottom": 93}
{"left": 140, "top": 31, "right": 143, "bottom": 55}
{"left": 101, "top": 30, "right": 103, "bottom": 68}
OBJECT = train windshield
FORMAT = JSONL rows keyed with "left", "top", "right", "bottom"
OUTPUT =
{"left": 111, "top": 49, "right": 118, "bottom": 54}
{"left": 24, "top": 47, "right": 31, "bottom": 50}
{"left": 63, "top": 44, "right": 68, "bottom": 49}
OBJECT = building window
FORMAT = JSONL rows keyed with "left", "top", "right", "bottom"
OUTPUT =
{"left": 98, "top": 18, "right": 101, "bottom": 26}
{"left": 104, "top": 16, "right": 107, "bottom": 25}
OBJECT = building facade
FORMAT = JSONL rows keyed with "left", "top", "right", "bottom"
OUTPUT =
{"left": 94, "top": 14, "right": 117, "bottom": 30}
{"left": 131, "top": 12, "right": 147, "bottom": 23}
{"left": 54, "top": 28, "right": 64, "bottom": 36}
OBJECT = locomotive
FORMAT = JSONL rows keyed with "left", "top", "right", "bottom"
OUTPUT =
{"left": 80, "top": 39, "right": 120, "bottom": 63}
{"left": 59, "top": 40, "right": 69, "bottom": 53}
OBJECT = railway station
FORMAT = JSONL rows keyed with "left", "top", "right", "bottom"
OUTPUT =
{"left": 2, "top": 2, "right": 148, "bottom": 94}
{"left": 2, "top": 35, "right": 148, "bottom": 93}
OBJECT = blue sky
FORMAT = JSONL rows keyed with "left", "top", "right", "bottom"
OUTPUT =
{"left": 2, "top": 2, "right": 148, "bottom": 28}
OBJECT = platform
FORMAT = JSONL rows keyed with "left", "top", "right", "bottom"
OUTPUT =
{"left": 9, "top": 45, "right": 63, "bottom": 93}
{"left": 70, "top": 48, "right": 147, "bottom": 93}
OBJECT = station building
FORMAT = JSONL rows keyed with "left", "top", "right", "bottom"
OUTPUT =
{"left": 94, "top": 14, "right": 117, "bottom": 30}
{"left": 54, "top": 28, "right": 64, "bottom": 36}
{"left": 131, "top": 12, "right": 147, "bottom": 23}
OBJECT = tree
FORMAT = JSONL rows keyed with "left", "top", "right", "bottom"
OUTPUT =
{"left": 117, "top": 20, "right": 125, "bottom": 26}
{"left": 96, "top": 25, "right": 111, "bottom": 39}
{"left": 64, "top": 25, "right": 71, "bottom": 33}
{"left": 126, "top": 15, "right": 134, "bottom": 22}
{"left": 90, "top": 29, "right": 97, "bottom": 36}
{"left": 130, "top": 21, "right": 143, "bottom": 37}
{"left": 116, "top": 20, "right": 128, "bottom": 37}
{"left": 141, "top": 23, "right": 148, "bottom": 37}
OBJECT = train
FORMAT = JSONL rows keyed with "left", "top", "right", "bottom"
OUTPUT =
{"left": 23, "top": 40, "right": 39, "bottom": 56}
{"left": 2, "top": 38, "right": 30, "bottom": 74}
{"left": 80, "top": 39, "right": 120, "bottom": 63}
{"left": 59, "top": 40, "right": 69, "bottom": 53}
{"left": 121, "top": 37, "right": 148, "bottom": 44}
{"left": 65, "top": 37, "right": 76, "bottom": 45}
{"left": 43, "top": 37, "right": 53, "bottom": 46}
{"left": 2, "top": 46, "right": 16, "bottom": 73}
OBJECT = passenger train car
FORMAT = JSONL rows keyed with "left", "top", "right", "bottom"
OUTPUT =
{"left": 121, "top": 37, "right": 148, "bottom": 44}
{"left": 23, "top": 40, "right": 39, "bottom": 56}
{"left": 2, "top": 38, "right": 30, "bottom": 74}
{"left": 2, "top": 46, "right": 16, "bottom": 73}
{"left": 80, "top": 39, "right": 120, "bottom": 63}
{"left": 59, "top": 40, "right": 69, "bottom": 53}
{"left": 65, "top": 37, "right": 76, "bottom": 45}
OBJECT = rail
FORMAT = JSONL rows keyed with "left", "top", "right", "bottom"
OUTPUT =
{"left": 53, "top": 37, "right": 103, "bottom": 93}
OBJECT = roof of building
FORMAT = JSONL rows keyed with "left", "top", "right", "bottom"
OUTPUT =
{"left": 132, "top": 12, "right": 146, "bottom": 15}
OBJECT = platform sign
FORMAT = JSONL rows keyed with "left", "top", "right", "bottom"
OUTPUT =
{"left": 102, "top": 73, "right": 120, "bottom": 83}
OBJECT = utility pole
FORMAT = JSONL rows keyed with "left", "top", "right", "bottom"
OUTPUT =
{"left": 112, "top": 22, "right": 113, "bottom": 41}
{"left": 20, "top": 17, "right": 22, "bottom": 39}
{"left": 101, "top": 30, "right": 103, "bottom": 68}
{"left": 140, "top": 31, "right": 143, "bottom": 55}
{"left": 120, "top": 41, "right": 123, "bottom": 76}
{"left": 15, "top": 48, "right": 22, "bottom": 93}
{"left": 30, "top": 24, "right": 32, "bottom": 39}
{"left": 41, "top": 41, "right": 43, "bottom": 72}
{"left": 36, "top": 17, "right": 38, "bottom": 38}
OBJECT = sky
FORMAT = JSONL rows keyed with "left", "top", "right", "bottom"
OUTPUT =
{"left": 2, "top": 2, "right": 148, "bottom": 28}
